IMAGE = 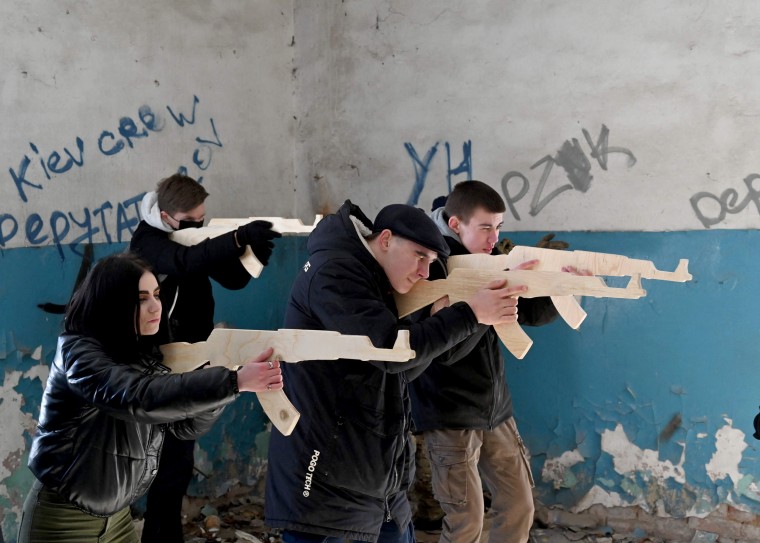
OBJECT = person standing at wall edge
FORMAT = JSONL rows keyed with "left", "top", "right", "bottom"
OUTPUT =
{"left": 17, "top": 253, "right": 283, "bottom": 543}
{"left": 129, "top": 173, "right": 281, "bottom": 543}
{"left": 409, "top": 180, "right": 561, "bottom": 543}
{"left": 265, "top": 200, "right": 526, "bottom": 542}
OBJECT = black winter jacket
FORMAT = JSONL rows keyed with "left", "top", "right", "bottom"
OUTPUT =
{"left": 28, "top": 334, "right": 238, "bottom": 516}
{"left": 129, "top": 220, "right": 250, "bottom": 343}
{"left": 409, "top": 236, "right": 559, "bottom": 432}
{"left": 264, "top": 201, "right": 480, "bottom": 541}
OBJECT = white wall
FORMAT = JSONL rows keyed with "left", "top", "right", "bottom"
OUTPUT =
{"left": 0, "top": 0, "right": 295, "bottom": 251}
{"left": 294, "top": 1, "right": 760, "bottom": 231}
{"left": 5, "top": 1, "right": 760, "bottom": 255}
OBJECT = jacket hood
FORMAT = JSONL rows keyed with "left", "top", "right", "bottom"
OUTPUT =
{"left": 307, "top": 200, "right": 377, "bottom": 267}
{"left": 430, "top": 207, "right": 463, "bottom": 246}
{"left": 140, "top": 191, "right": 173, "bottom": 233}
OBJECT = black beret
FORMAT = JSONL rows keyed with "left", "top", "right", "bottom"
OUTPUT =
{"left": 373, "top": 204, "right": 450, "bottom": 258}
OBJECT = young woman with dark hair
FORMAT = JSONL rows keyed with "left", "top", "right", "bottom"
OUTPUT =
{"left": 18, "top": 252, "right": 282, "bottom": 543}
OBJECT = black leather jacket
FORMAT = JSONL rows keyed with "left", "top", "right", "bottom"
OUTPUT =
{"left": 28, "top": 334, "right": 238, "bottom": 516}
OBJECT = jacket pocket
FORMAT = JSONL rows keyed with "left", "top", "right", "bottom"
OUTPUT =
{"left": 319, "top": 414, "right": 402, "bottom": 498}
{"left": 426, "top": 444, "right": 475, "bottom": 506}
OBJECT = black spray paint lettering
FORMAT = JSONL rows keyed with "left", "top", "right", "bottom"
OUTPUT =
{"left": 525, "top": 138, "right": 593, "bottom": 218}
{"left": 502, "top": 124, "right": 637, "bottom": 219}
{"left": 404, "top": 141, "right": 472, "bottom": 206}
{"left": 689, "top": 174, "right": 760, "bottom": 228}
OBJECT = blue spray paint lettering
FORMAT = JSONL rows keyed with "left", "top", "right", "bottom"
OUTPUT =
{"left": 27, "top": 137, "right": 86, "bottom": 181}
{"left": 192, "top": 117, "right": 223, "bottom": 170}
{"left": 92, "top": 201, "right": 114, "bottom": 244}
{"left": 118, "top": 193, "right": 144, "bottom": 239}
{"left": 9, "top": 156, "right": 41, "bottom": 203}
{"left": 116, "top": 116, "right": 150, "bottom": 149}
{"left": 97, "top": 130, "right": 126, "bottom": 156}
{"left": 0, "top": 214, "right": 19, "bottom": 246}
{"left": 404, "top": 140, "right": 472, "bottom": 206}
{"left": 67, "top": 208, "right": 101, "bottom": 257}
{"left": 2, "top": 95, "right": 222, "bottom": 257}
{"left": 167, "top": 95, "right": 199, "bottom": 127}
{"left": 404, "top": 142, "right": 439, "bottom": 206}
{"left": 445, "top": 141, "right": 472, "bottom": 194}
{"left": 7, "top": 101, "right": 173, "bottom": 202}
{"left": 25, "top": 213, "right": 48, "bottom": 245}
{"left": 20, "top": 194, "right": 144, "bottom": 259}
{"left": 50, "top": 211, "right": 71, "bottom": 260}
{"left": 139, "top": 105, "right": 164, "bottom": 132}
{"left": 97, "top": 104, "right": 163, "bottom": 156}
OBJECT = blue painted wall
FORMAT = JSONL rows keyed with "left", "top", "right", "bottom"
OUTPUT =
{"left": 504, "top": 230, "right": 760, "bottom": 516}
{"left": 0, "top": 230, "right": 757, "bottom": 539}
{"left": 0, "top": 237, "right": 306, "bottom": 540}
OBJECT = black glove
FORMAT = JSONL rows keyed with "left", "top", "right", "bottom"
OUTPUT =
{"left": 236, "top": 220, "right": 282, "bottom": 266}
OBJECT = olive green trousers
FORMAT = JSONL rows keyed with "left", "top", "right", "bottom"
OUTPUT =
{"left": 18, "top": 479, "right": 138, "bottom": 543}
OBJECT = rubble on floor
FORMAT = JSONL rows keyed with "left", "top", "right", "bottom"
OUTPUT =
{"left": 151, "top": 493, "right": 760, "bottom": 543}
{"left": 138, "top": 440, "right": 760, "bottom": 543}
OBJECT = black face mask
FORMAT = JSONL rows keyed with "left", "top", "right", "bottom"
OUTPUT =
{"left": 176, "top": 219, "right": 204, "bottom": 230}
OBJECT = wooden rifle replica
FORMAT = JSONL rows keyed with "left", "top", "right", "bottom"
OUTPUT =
{"left": 169, "top": 215, "right": 322, "bottom": 278}
{"left": 394, "top": 268, "right": 647, "bottom": 360}
{"left": 447, "top": 247, "right": 692, "bottom": 330}
{"left": 160, "top": 328, "right": 415, "bottom": 436}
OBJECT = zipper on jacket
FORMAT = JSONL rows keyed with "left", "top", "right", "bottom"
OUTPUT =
{"left": 488, "top": 337, "right": 499, "bottom": 430}
{"left": 384, "top": 462, "right": 398, "bottom": 523}
{"left": 384, "top": 374, "right": 405, "bottom": 523}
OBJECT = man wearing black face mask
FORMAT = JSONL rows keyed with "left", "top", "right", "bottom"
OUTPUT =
{"left": 129, "top": 173, "right": 281, "bottom": 543}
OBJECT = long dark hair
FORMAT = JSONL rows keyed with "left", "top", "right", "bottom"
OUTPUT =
{"left": 65, "top": 252, "right": 154, "bottom": 354}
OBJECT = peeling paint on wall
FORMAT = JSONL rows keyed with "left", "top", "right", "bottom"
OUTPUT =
{"left": 574, "top": 485, "right": 628, "bottom": 511}
{"left": 601, "top": 423, "right": 686, "bottom": 484}
{"left": 0, "top": 361, "right": 49, "bottom": 533}
{"left": 3, "top": 228, "right": 760, "bottom": 540}
{"left": 542, "top": 449, "right": 584, "bottom": 490}
{"left": 705, "top": 418, "right": 746, "bottom": 485}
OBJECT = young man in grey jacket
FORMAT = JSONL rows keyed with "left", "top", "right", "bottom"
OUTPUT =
{"left": 409, "top": 180, "right": 560, "bottom": 543}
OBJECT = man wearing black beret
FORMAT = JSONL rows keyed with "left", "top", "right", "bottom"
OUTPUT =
{"left": 265, "top": 200, "right": 524, "bottom": 542}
